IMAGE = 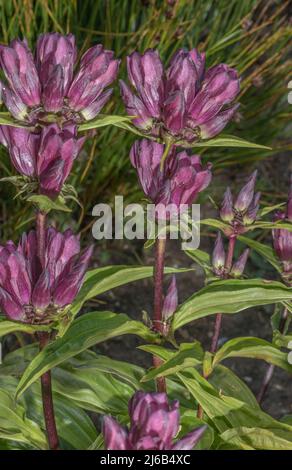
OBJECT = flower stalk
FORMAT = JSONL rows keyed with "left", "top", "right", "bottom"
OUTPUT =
{"left": 257, "top": 307, "right": 289, "bottom": 404}
{"left": 36, "top": 210, "right": 59, "bottom": 450}
{"left": 153, "top": 236, "right": 167, "bottom": 393}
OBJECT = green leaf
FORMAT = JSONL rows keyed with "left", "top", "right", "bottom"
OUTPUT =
{"left": 259, "top": 203, "right": 286, "bottom": 217}
{"left": 179, "top": 409, "right": 214, "bottom": 450}
{"left": 209, "top": 365, "right": 259, "bottom": 410}
{"left": 15, "top": 311, "right": 157, "bottom": 399}
{"left": 0, "top": 318, "right": 48, "bottom": 338}
{"left": 24, "top": 384, "right": 97, "bottom": 450}
{"left": 185, "top": 134, "right": 271, "bottom": 150}
{"left": 219, "top": 427, "right": 292, "bottom": 450}
{"left": 71, "top": 265, "right": 191, "bottom": 316}
{"left": 26, "top": 194, "right": 71, "bottom": 213}
{"left": 213, "top": 337, "right": 292, "bottom": 373}
{"left": 238, "top": 235, "right": 282, "bottom": 272}
{"left": 0, "top": 113, "right": 28, "bottom": 127}
{"left": 0, "top": 388, "right": 47, "bottom": 449}
{"left": 78, "top": 114, "right": 133, "bottom": 131}
{"left": 140, "top": 342, "right": 204, "bottom": 382}
{"left": 173, "top": 279, "right": 292, "bottom": 330}
{"left": 273, "top": 330, "right": 292, "bottom": 348}
{"left": 184, "top": 248, "right": 212, "bottom": 274}
{"left": 177, "top": 369, "right": 292, "bottom": 436}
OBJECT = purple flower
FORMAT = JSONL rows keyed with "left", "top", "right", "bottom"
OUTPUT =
{"left": 219, "top": 171, "right": 260, "bottom": 234}
{"left": 103, "top": 391, "right": 206, "bottom": 450}
{"left": 0, "top": 123, "right": 84, "bottom": 197}
{"left": 162, "top": 275, "right": 178, "bottom": 321}
{"left": 212, "top": 232, "right": 225, "bottom": 277}
{"left": 230, "top": 248, "right": 250, "bottom": 278}
{"left": 272, "top": 179, "right": 292, "bottom": 277}
{"left": 0, "top": 228, "right": 92, "bottom": 322}
{"left": 0, "top": 33, "right": 119, "bottom": 124}
{"left": 212, "top": 232, "right": 249, "bottom": 278}
{"left": 130, "top": 139, "right": 212, "bottom": 216}
{"left": 120, "top": 48, "right": 240, "bottom": 144}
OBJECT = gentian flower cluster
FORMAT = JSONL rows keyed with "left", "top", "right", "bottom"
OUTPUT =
{"left": 212, "top": 232, "right": 249, "bottom": 278}
{"left": 130, "top": 138, "right": 212, "bottom": 216}
{"left": 0, "top": 33, "right": 120, "bottom": 124}
{"left": 220, "top": 170, "right": 261, "bottom": 234}
{"left": 0, "top": 228, "right": 92, "bottom": 323}
{"left": 103, "top": 391, "right": 206, "bottom": 450}
{"left": 120, "top": 48, "right": 240, "bottom": 144}
{"left": 0, "top": 124, "right": 84, "bottom": 197}
{"left": 272, "top": 179, "right": 292, "bottom": 282}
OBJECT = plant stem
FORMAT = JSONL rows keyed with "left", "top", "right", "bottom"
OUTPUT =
{"left": 224, "top": 234, "right": 237, "bottom": 272}
{"left": 257, "top": 307, "right": 288, "bottom": 404}
{"left": 36, "top": 211, "right": 47, "bottom": 268}
{"left": 153, "top": 236, "right": 167, "bottom": 393}
{"left": 36, "top": 211, "right": 59, "bottom": 450}
{"left": 197, "top": 235, "right": 237, "bottom": 419}
{"left": 38, "top": 332, "right": 59, "bottom": 450}
{"left": 210, "top": 313, "right": 223, "bottom": 354}
{"left": 159, "top": 140, "right": 173, "bottom": 171}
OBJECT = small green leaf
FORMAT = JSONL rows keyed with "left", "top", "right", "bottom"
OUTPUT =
{"left": 0, "top": 318, "right": 48, "bottom": 338}
{"left": 0, "top": 113, "right": 29, "bottom": 127}
{"left": 185, "top": 134, "right": 271, "bottom": 150}
{"left": 0, "top": 388, "right": 47, "bottom": 449}
{"left": 71, "top": 265, "right": 192, "bottom": 316}
{"left": 173, "top": 279, "right": 292, "bottom": 330}
{"left": 219, "top": 427, "right": 292, "bottom": 450}
{"left": 213, "top": 337, "right": 292, "bottom": 373}
{"left": 78, "top": 114, "right": 133, "bottom": 131}
{"left": 140, "top": 342, "right": 203, "bottom": 382}
{"left": 26, "top": 194, "right": 71, "bottom": 213}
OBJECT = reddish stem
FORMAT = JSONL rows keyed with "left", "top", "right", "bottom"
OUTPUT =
{"left": 225, "top": 234, "right": 237, "bottom": 272}
{"left": 36, "top": 211, "right": 59, "bottom": 450}
{"left": 153, "top": 237, "right": 167, "bottom": 393}
{"left": 197, "top": 235, "right": 237, "bottom": 419}
{"left": 39, "top": 332, "right": 59, "bottom": 450}
{"left": 257, "top": 307, "right": 288, "bottom": 404}
{"left": 210, "top": 313, "right": 223, "bottom": 354}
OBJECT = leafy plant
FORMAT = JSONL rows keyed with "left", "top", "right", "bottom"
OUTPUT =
{"left": 0, "top": 0, "right": 291, "bottom": 452}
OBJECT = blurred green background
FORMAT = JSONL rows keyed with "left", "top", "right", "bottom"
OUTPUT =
{"left": 0, "top": 0, "right": 291, "bottom": 239}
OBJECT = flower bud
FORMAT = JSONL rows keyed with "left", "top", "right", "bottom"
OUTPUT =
{"left": 220, "top": 187, "right": 234, "bottom": 223}
{"left": 212, "top": 232, "right": 226, "bottom": 276}
{"left": 234, "top": 170, "right": 257, "bottom": 213}
{"left": 162, "top": 275, "right": 178, "bottom": 321}
{"left": 242, "top": 192, "right": 261, "bottom": 225}
{"left": 230, "top": 248, "right": 250, "bottom": 278}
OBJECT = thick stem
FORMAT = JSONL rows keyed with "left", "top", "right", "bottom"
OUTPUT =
{"left": 153, "top": 237, "right": 167, "bottom": 393}
{"left": 36, "top": 211, "right": 59, "bottom": 450}
{"left": 257, "top": 307, "right": 288, "bottom": 404}
{"left": 39, "top": 332, "right": 59, "bottom": 450}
